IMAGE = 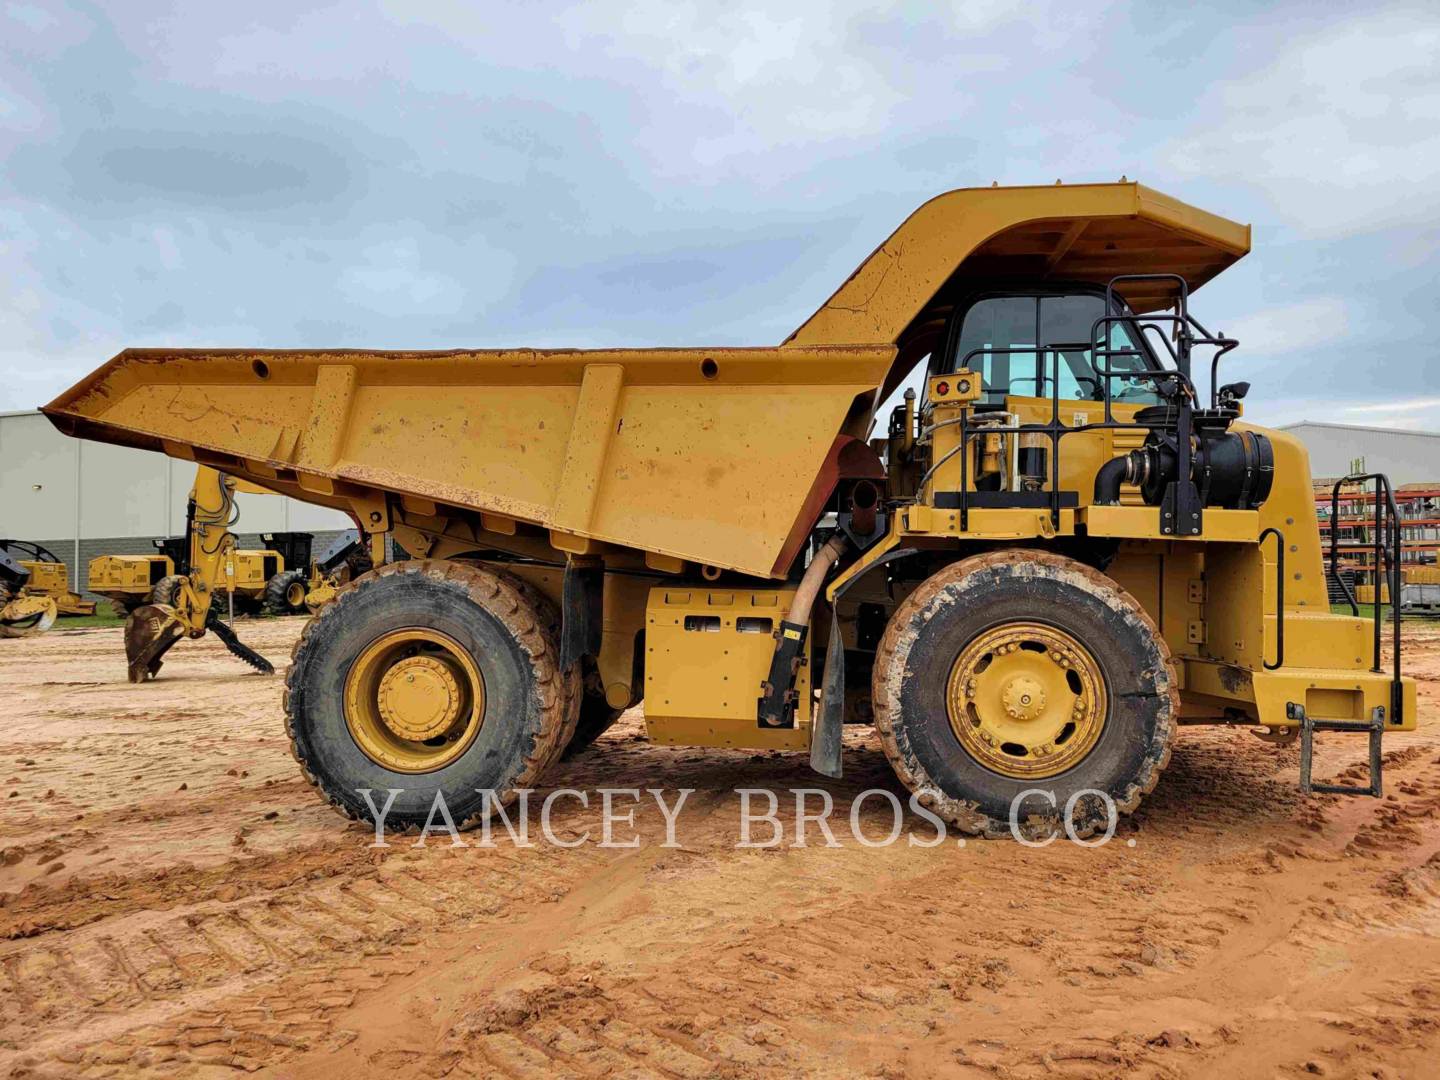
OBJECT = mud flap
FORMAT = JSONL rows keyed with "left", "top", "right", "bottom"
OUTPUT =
{"left": 808, "top": 545, "right": 919, "bottom": 779}
{"left": 561, "top": 561, "right": 603, "bottom": 669}
{"left": 810, "top": 607, "right": 845, "bottom": 779}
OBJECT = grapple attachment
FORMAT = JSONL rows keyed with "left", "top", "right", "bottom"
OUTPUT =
{"left": 124, "top": 603, "right": 187, "bottom": 682}
{"left": 0, "top": 595, "right": 59, "bottom": 638}
{"left": 124, "top": 602, "right": 275, "bottom": 681}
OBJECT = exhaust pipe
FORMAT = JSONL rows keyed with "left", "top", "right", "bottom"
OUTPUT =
{"left": 758, "top": 535, "right": 849, "bottom": 728}
{"left": 849, "top": 480, "right": 879, "bottom": 537}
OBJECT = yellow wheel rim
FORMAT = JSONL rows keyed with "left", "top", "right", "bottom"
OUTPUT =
{"left": 286, "top": 581, "right": 306, "bottom": 607}
{"left": 946, "top": 622, "right": 1107, "bottom": 779}
{"left": 344, "top": 628, "right": 484, "bottom": 773}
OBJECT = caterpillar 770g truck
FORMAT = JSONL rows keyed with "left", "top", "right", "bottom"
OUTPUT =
{"left": 42, "top": 182, "right": 1416, "bottom": 839}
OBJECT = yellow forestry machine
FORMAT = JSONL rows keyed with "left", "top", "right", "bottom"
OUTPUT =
{"left": 0, "top": 540, "right": 94, "bottom": 636}
{"left": 43, "top": 182, "right": 1417, "bottom": 838}
{"left": 122, "top": 466, "right": 274, "bottom": 681}
{"left": 0, "top": 545, "right": 60, "bottom": 637}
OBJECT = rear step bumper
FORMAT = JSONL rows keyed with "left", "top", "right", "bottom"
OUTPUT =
{"left": 1251, "top": 667, "right": 1416, "bottom": 732}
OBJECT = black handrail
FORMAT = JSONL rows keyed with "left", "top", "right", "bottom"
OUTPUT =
{"left": 1258, "top": 527, "right": 1285, "bottom": 670}
{"left": 1327, "top": 474, "right": 1404, "bottom": 723}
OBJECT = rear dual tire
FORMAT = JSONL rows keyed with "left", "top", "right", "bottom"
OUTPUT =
{"left": 285, "top": 561, "right": 570, "bottom": 830}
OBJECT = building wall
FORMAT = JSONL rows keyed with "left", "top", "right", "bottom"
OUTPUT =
{"left": 2, "top": 410, "right": 352, "bottom": 592}
{"left": 1280, "top": 422, "right": 1440, "bottom": 487}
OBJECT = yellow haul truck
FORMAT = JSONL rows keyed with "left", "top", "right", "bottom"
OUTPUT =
{"left": 43, "top": 182, "right": 1415, "bottom": 838}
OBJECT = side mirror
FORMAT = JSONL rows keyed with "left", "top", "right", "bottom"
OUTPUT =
{"left": 1218, "top": 381, "right": 1250, "bottom": 403}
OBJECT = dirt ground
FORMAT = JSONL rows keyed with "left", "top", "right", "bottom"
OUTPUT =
{"left": 1, "top": 619, "right": 1439, "bottom": 1079}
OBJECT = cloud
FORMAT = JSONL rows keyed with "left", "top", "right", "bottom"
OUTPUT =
{"left": 1, "top": 0, "right": 1438, "bottom": 432}
{"left": 11, "top": 120, "right": 365, "bottom": 216}
{"left": 338, "top": 234, "right": 488, "bottom": 318}
{"left": 1220, "top": 297, "right": 1350, "bottom": 357}
{"left": 1164, "top": 10, "right": 1440, "bottom": 238}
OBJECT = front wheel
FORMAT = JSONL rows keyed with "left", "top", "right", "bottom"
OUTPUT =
{"left": 285, "top": 560, "right": 569, "bottom": 830}
{"left": 873, "top": 550, "right": 1177, "bottom": 840}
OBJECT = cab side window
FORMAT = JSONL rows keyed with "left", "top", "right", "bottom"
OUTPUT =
{"left": 953, "top": 297, "right": 1038, "bottom": 402}
{"left": 949, "top": 292, "right": 1159, "bottom": 404}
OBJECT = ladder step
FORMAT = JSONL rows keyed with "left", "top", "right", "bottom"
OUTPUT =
{"left": 1290, "top": 702, "right": 1385, "bottom": 799}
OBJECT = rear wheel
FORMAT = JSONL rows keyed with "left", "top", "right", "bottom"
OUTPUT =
{"left": 149, "top": 575, "right": 185, "bottom": 608}
{"left": 264, "top": 569, "right": 309, "bottom": 615}
{"left": 489, "top": 568, "right": 581, "bottom": 772}
{"left": 285, "top": 560, "right": 568, "bottom": 829}
{"left": 873, "top": 550, "right": 1176, "bottom": 841}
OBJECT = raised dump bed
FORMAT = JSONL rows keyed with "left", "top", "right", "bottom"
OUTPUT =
{"left": 43, "top": 182, "right": 1415, "bottom": 839}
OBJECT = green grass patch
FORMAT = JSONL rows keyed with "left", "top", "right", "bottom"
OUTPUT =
{"left": 56, "top": 610, "right": 127, "bottom": 628}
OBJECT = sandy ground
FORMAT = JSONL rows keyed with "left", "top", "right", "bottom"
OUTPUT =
{"left": 1, "top": 619, "right": 1439, "bottom": 1079}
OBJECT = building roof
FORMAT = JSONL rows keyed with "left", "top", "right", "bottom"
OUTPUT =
{"left": 1280, "top": 420, "right": 1440, "bottom": 439}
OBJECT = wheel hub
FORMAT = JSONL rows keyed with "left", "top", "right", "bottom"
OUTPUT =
{"left": 946, "top": 623, "right": 1107, "bottom": 779}
{"left": 377, "top": 655, "right": 463, "bottom": 741}
{"left": 1001, "top": 675, "right": 1046, "bottom": 720}
{"left": 343, "top": 628, "right": 485, "bottom": 773}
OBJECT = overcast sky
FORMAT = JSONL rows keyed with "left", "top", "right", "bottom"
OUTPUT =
{"left": 2, "top": 2, "right": 1438, "bottom": 430}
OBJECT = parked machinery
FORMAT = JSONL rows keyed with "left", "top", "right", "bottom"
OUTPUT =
{"left": 45, "top": 181, "right": 1417, "bottom": 836}
{"left": 118, "top": 467, "right": 273, "bottom": 681}
{"left": 91, "top": 480, "right": 296, "bottom": 617}
{"left": 297, "top": 530, "right": 373, "bottom": 614}
{"left": 259, "top": 531, "right": 314, "bottom": 614}
{"left": 0, "top": 546, "right": 57, "bottom": 637}
{"left": 88, "top": 543, "right": 178, "bottom": 616}
{"left": 0, "top": 540, "right": 95, "bottom": 617}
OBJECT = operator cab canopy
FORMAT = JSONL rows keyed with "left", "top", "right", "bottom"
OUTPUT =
{"left": 782, "top": 181, "right": 1251, "bottom": 406}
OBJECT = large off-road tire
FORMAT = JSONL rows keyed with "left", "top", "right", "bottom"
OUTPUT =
{"left": 148, "top": 575, "right": 185, "bottom": 608}
{"left": 562, "top": 659, "right": 625, "bottom": 759}
{"left": 264, "top": 570, "right": 309, "bottom": 615}
{"left": 487, "top": 568, "right": 581, "bottom": 772}
{"left": 284, "top": 560, "right": 569, "bottom": 830}
{"left": 873, "top": 550, "right": 1177, "bottom": 841}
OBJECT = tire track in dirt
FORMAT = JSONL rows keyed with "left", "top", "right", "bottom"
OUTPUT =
{"left": 1, "top": 621, "right": 1439, "bottom": 1078}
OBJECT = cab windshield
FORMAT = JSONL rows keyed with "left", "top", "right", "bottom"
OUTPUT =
{"left": 943, "top": 291, "right": 1165, "bottom": 405}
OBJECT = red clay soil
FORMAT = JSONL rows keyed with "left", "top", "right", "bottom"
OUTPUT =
{"left": 2, "top": 619, "right": 1439, "bottom": 1078}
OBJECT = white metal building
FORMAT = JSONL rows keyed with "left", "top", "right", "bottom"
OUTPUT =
{"left": 1280, "top": 422, "right": 1440, "bottom": 487}
{"left": 1, "top": 409, "right": 351, "bottom": 592}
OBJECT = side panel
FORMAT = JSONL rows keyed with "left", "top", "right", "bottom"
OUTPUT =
{"left": 45, "top": 346, "right": 894, "bottom": 579}
{"left": 644, "top": 587, "right": 810, "bottom": 750}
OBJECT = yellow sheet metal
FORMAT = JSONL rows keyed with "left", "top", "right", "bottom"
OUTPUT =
{"left": 786, "top": 181, "right": 1250, "bottom": 350}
